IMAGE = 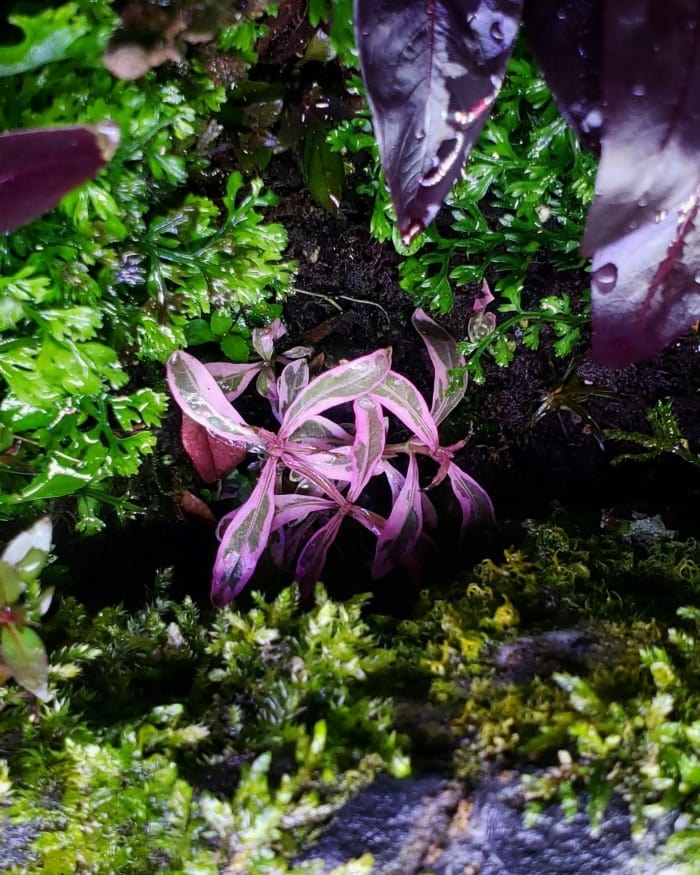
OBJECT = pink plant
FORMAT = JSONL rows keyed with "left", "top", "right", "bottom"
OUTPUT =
{"left": 167, "top": 310, "right": 493, "bottom": 605}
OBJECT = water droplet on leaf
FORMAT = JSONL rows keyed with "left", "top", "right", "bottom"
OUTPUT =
{"left": 593, "top": 263, "right": 618, "bottom": 294}
{"left": 490, "top": 21, "right": 504, "bottom": 42}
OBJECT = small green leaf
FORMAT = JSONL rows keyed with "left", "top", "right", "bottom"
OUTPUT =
{"left": 1, "top": 623, "right": 49, "bottom": 700}
{"left": 0, "top": 560, "right": 23, "bottom": 605}
{"left": 220, "top": 333, "right": 249, "bottom": 362}
{"left": 0, "top": 3, "right": 88, "bottom": 77}
{"left": 302, "top": 126, "right": 344, "bottom": 214}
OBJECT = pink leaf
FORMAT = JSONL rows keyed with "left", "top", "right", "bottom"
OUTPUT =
{"left": 446, "top": 461, "right": 494, "bottom": 539}
{"left": 205, "top": 361, "right": 262, "bottom": 401}
{"left": 211, "top": 460, "right": 278, "bottom": 604}
{"left": 272, "top": 494, "right": 337, "bottom": 530}
{"left": 371, "top": 371, "right": 440, "bottom": 451}
{"left": 281, "top": 349, "right": 392, "bottom": 438}
{"left": 411, "top": 308, "right": 466, "bottom": 426}
{"left": 348, "top": 396, "right": 387, "bottom": 501}
{"left": 278, "top": 359, "right": 310, "bottom": 419}
{"left": 295, "top": 513, "right": 345, "bottom": 594}
{"left": 372, "top": 453, "right": 423, "bottom": 579}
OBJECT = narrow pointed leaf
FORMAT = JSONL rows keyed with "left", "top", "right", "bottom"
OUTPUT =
{"left": 0, "top": 560, "right": 22, "bottom": 605}
{"left": 412, "top": 308, "right": 466, "bottom": 425}
{"left": 522, "top": 0, "right": 603, "bottom": 154}
{"left": 581, "top": 3, "right": 700, "bottom": 366}
{"left": 167, "top": 351, "right": 266, "bottom": 449}
{"left": 295, "top": 513, "right": 345, "bottom": 591}
{"left": 211, "top": 461, "right": 278, "bottom": 604}
{"left": 272, "top": 494, "right": 337, "bottom": 530}
{"left": 206, "top": 361, "right": 262, "bottom": 401}
{"left": 0, "top": 122, "right": 120, "bottom": 233}
{"left": 1, "top": 623, "right": 49, "bottom": 700}
{"left": 348, "top": 397, "right": 386, "bottom": 501}
{"left": 372, "top": 453, "right": 423, "bottom": 579}
{"left": 278, "top": 359, "right": 310, "bottom": 419}
{"left": 447, "top": 461, "right": 494, "bottom": 537}
{"left": 281, "top": 349, "right": 391, "bottom": 438}
{"left": 371, "top": 371, "right": 439, "bottom": 451}
{"left": 355, "top": 0, "right": 522, "bottom": 243}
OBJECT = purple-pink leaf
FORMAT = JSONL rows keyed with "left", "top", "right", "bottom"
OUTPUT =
{"left": 580, "top": 3, "right": 700, "bottom": 366}
{"left": 206, "top": 361, "right": 262, "bottom": 401}
{"left": 371, "top": 371, "right": 439, "bottom": 451}
{"left": 355, "top": 0, "right": 522, "bottom": 243}
{"left": 278, "top": 359, "right": 310, "bottom": 420}
{"left": 446, "top": 460, "right": 494, "bottom": 538}
{"left": 252, "top": 318, "right": 286, "bottom": 362}
{"left": 281, "top": 348, "right": 391, "bottom": 438}
{"left": 349, "top": 397, "right": 386, "bottom": 501}
{"left": 212, "top": 460, "right": 278, "bottom": 604}
{"left": 180, "top": 415, "right": 246, "bottom": 483}
{"left": 522, "top": 0, "right": 603, "bottom": 154}
{"left": 291, "top": 448, "right": 354, "bottom": 483}
{"left": 0, "top": 122, "right": 121, "bottom": 233}
{"left": 295, "top": 513, "right": 345, "bottom": 593}
{"left": 411, "top": 308, "right": 466, "bottom": 426}
{"left": 372, "top": 453, "right": 423, "bottom": 579}
{"left": 167, "top": 351, "right": 267, "bottom": 450}
{"left": 272, "top": 494, "right": 338, "bottom": 530}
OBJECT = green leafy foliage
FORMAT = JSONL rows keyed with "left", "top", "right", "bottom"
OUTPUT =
{"left": 0, "top": 578, "right": 406, "bottom": 873}
{"left": 607, "top": 400, "right": 700, "bottom": 470}
{"left": 0, "top": 1, "right": 294, "bottom": 526}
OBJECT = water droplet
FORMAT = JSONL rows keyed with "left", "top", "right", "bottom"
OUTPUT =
{"left": 655, "top": 210, "right": 668, "bottom": 224}
{"left": 580, "top": 108, "right": 603, "bottom": 132}
{"left": 593, "top": 263, "right": 618, "bottom": 294}
{"left": 694, "top": 272, "right": 700, "bottom": 285}
{"left": 490, "top": 21, "right": 504, "bottom": 42}
{"left": 415, "top": 129, "right": 425, "bottom": 141}
{"left": 632, "top": 83, "right": 646, "bottom": 97}
{"left": 638, "top": 197, "right": 648, "bottom": 208}
{"left": 557, "top": 9, "right": 567, "bottom": 20}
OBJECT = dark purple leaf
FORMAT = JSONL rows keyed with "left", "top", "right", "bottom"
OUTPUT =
{"left": 581, "top": 3, "right": 700, "bottom": 366}
{"left": 212, "top": 459, "right": 278, "bottom": 604}
{"left": 355, "top": 0, "right": 522, "bottom": 243}
{"left": 0, "top": 122, "right": 120, "bottom": 233}
{"left": 372, "top": 453, "right": 423, "bottom": 579}
{"left": 522, "top": 0, "right": 603, "bottom": 154}
{"left": 180, "top": 415, "right": 246, "bottom": 483}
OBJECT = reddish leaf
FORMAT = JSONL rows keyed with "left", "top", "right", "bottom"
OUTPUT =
{"left": 295, "top": 513, "right": 345, "bottom": 594}
{"left": 355, "top": 0, "right": 522, "bottom": 243}
{"left": 446, "top": 460, "right": 494, "bottom": 538}
{"left": 581, "top": 3, "right": 700, "bottom": 366}
{"left": 177, "top": 490, "right": 217, "bottom": 526}
{"left": 0, "top": 122, "right": 120, "bottom": 233}
{"left": 522, "top": 0, "right": 603, "bottom": 154}
{"left": 411, "top": 308, "right": 466, "bottom": 425}
{"left": 372, "top": 453, "right": 423, "bottom": 579}
{"left": 180, "top": 415, "right": 246, "bottom": 483}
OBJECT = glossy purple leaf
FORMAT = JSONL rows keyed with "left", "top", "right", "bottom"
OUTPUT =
{"left": 372, "top": 453, "right": 423, "bottom": 579}
{"left": 180, "top": 415, "right": 246, "bottom": 483}
{"left": 371, "top": 371, "right": 440, "bottom": 451}
{"left": 212, "top": 459, "right": 278, "bottom": 604}
{"left": 349, "top": 396, "right": 386, "bottom": 501}
{"left": 411, "top": 308, "right": 466, "bottom": 425}
{"left": 252, "top": 319, "right": 286, "bottom": 362}
{"left": 272, "top": 494, "right": 338, "bottom": 530}
{"left": 581, "top": 3, "right": 700, "bottom": 366}
{"left": 0, "top": 122, "right": 121, "bottom": 233}
{"left": 522, "top": 0, "right": 603, "bottom": 154}
{"left": 446, "top": 460, "right": 494, "bottom": 538}
{"left": 355, "top": 0, "right": 522, "bottom": 243}
{"left": 281, "top": 349, "right": 391, "bottom": 437}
